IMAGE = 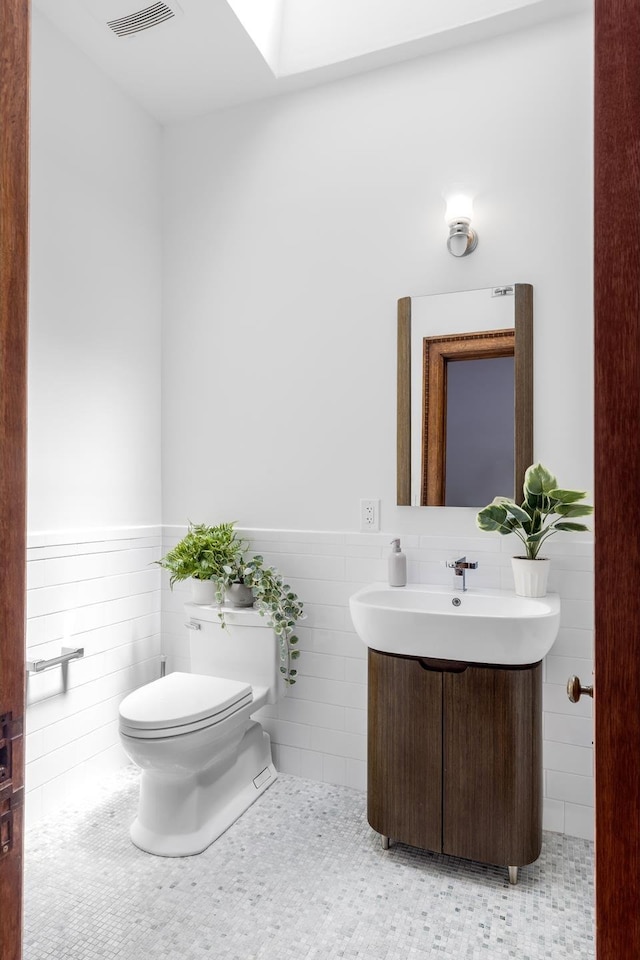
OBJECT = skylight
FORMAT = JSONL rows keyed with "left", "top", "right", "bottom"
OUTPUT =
{"left": 224, "top": 0, "right": 585, "bottom": 78}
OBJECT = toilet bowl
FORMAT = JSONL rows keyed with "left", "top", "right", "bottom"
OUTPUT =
{"left": 118, "top": 603, "right": 283, "bottom": 857}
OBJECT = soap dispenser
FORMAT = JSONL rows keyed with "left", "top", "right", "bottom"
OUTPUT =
{"left": 388, "top": 538, "right": 407, "bottom": 587}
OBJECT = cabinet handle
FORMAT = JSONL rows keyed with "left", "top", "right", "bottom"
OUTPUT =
{"left": 567, "top": 675, "right": 594, "bottom": 703}
{"left": 419, "top": 658, "right": 468, "bottom": 674}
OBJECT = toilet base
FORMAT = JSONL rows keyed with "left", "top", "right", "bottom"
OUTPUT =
{"left": 129, "top": 721, "right": 277, "bottom": 857}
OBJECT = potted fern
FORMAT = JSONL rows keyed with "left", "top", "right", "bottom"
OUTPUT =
{"left": 156, "top": 522, "right": 246, "bottom": 603}
{"left": 476, "top": 463, "right": 593, "bottom": 597}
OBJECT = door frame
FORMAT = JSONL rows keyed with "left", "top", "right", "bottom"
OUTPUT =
{"left": 593, "top": 0, "right": 640, "bottom": 956}
{"left": 1, "top": 1, "right": 639, "bottom": 958}
{"left": 0, "top": 1, "right": 30, "bottom": 960}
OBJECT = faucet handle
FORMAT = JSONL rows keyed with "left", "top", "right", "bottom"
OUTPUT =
{"left": 446, "top": 556, "right": 478, "bottom": 570}
{"left": 446, "top": 556, "right": 478, "bottom": 593}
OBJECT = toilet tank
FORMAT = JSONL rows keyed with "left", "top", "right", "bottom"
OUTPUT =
{"left": 184, "top": 602, "right": 282, "bottom": 704}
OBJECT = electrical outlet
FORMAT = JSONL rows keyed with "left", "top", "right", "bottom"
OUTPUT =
{"left": 360, "top": 498, "right": 380, "bottom": 532}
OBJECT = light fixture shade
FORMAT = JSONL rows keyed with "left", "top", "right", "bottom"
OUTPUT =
{"left": 444, "top": 193, "right": 474, "bottom": 224}
{"left": 443, "top": 192, "right": 478, "bottom": 257}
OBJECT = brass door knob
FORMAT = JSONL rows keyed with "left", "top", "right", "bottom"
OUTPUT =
{"left": 567, "top": 675, "right": 594, "bottom": 703}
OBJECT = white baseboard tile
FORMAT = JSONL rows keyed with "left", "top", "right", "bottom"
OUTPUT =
{"left": 298, "top": 748, "right": 324, "bottom": 781}
{"left": 564, "top": 802, "right": 595, "bottom": 842}
{"left": 322, "top": 754, "right": 346, "bottom": 784}
{"left": 543, "top": 797, "right": 566, "bottom": 834}
{"left": 345, "top": 758, "right": 366, "bottom": 792}
{"left": 546, "top": 770, "right": 595, "bottom": 808}
{"left": 272, "top": 743, "right": 301, "bottom": 776}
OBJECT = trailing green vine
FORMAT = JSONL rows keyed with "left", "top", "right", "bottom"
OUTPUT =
{"left": 156, "top": 522, "right": 304, "bottom": 684}
{"left": 215, "top": 555, "right": 304, "bottom": 685}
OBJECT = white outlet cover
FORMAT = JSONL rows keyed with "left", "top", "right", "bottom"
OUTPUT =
{"left": 360, "top": 499, "right": 380, "bottom": 532}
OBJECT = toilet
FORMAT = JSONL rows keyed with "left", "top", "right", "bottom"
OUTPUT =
{"left": 118, "top": 602, "right": 282, "bottom": 857}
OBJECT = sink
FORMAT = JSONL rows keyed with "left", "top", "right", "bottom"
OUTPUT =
{"left": 349, "top": 583, "right": 561, "bottom": 665}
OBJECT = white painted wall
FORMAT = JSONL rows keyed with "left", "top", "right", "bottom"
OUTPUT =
{"left": 161, "top": 14, "right": 593, "bottom": 535}
{"left": 160, "top": 13, "right": 594, "bottom": 838}
{"left": 26, "top": 13, "right": 164, "bottom": 821}
{"left": 27, "top": 9, "right": 595, "bottom": 841}
{"left": 28, "top": 10, "right": 163, "bottom": 532}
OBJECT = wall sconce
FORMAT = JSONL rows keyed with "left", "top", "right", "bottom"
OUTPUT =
{"left": 444, "top": 194, "right": 478, "bottom": 258}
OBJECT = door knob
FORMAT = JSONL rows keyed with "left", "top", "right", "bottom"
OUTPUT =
{"left": 567, "top": 675, "right": 594, "bottom": 703}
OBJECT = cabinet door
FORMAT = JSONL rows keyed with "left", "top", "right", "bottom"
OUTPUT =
{"left": 368, "top": 650, "right": 443, "bottom": 851}
{"left": 443, "top": 663, "right": 542, "bottom": 867}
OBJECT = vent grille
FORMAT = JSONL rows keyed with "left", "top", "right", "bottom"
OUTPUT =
{"left": 107, "top": 2, "right": 175, "bottom": 37}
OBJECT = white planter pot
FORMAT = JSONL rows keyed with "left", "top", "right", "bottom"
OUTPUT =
{"left": 190, "top": 579, "right": 216, "bottom": 604}
{"left": 511, "top": 557, "right": 551, "bottom": 598}
{"left": 225, "top": 583, "right": 255, "bottom": 608}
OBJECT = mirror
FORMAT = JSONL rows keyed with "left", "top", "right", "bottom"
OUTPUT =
{"left": 397, "top": 284, "right": 533, "bottom": 506}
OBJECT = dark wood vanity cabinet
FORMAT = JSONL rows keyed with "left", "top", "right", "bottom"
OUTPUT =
{"left": 368, "top": 649, "right": 542, "bottom": 869}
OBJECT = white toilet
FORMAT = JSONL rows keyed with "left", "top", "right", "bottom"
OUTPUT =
{"left": 118, "top": 602, "right": 282, "bottom": 857}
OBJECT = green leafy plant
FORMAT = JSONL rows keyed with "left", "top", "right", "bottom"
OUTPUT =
{"left": 156, "top": 521, "right": 304, "bottom": 685}
{"left": 156, "top": 521, "right": 246, "bottom": 587}
{"left": 476, "top": 463, "right": 593, "bottom": 560}
{"left": 214, "top": 554, "right": 304, "bottom": 686}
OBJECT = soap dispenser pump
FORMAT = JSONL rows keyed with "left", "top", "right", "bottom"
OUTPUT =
{"left": 388, "top": 538, "right": 407, "bottom": 587}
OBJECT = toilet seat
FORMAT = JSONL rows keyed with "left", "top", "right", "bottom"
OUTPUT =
{"left": 119, "top": 672, "right": 253, "bottom": 740}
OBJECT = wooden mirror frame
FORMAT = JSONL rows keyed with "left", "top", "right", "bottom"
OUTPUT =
{"left": 397, "top": 283, "right": 533, "bottom": 507}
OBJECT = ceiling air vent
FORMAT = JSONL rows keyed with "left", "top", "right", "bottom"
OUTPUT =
{"left": 107, "top": 2, "right": 176, "bottom": 37}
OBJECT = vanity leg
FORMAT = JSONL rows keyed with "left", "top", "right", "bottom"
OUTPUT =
{"left": 508, "top": 866, "right": 518, "bottom": 885}
{"left": 381, "top": 835, "right": 390, "bottom": 850}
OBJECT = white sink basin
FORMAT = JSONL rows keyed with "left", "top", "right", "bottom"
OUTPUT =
{"left": 349, "top": 583, "right": 561, "bottom": 665}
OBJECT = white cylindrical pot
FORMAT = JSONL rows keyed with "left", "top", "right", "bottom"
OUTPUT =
{"left": 190, "top": 579, "right": 216, "bottom": 604}
{"left": 511, "top": 557, "right": 551, "bottom": 598}
{"left": 225, "top": 583, "right": 255, "bottom": 608}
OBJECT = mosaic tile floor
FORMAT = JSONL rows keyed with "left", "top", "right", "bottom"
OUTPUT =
{"left": 24, "top": 767, "right": 594, "bottom": 959}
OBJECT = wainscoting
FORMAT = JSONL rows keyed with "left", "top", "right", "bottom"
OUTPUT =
{"left": 162, "top": 526, "right": 594, "bottom": 841}
{"left": 24, "top": 524, "right": 592, "bottom": 840}
{"left": 24, "top": 526, "right": 162, "bottom": 825}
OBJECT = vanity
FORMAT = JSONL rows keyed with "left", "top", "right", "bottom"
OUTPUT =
{"left": 350, "top": 281, "right": 559, "bottom": 882}
{"left": 349, "top": 583, "right": 561, "bottom": 884}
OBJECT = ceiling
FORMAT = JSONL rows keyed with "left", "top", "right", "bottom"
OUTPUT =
{"left": 33, "top": 0, "right": 590, "bottom": 124}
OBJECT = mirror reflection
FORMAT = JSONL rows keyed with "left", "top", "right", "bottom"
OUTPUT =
{"left": 445, "top": 352, "right": 515, "bottom": 506}
{"left": 397, "top": 284, "right": 533, "bottom": 507}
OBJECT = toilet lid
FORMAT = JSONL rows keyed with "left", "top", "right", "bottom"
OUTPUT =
{"left": 119, "top": 672, "right": 253, "bottom": 734}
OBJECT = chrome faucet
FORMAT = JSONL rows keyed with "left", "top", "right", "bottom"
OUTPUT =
{"left": 446, "top": 556, "right": 478, "bottom": 592}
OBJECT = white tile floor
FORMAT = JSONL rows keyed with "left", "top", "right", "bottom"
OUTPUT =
{"left": 24, "top": 767, "right": 594, "bottom": 959}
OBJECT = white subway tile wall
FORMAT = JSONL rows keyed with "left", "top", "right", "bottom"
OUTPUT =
{"left": 161, "top": 526, "right": 595, "bottom": 842}
{"left": 25, "top": 527, "right": 163, "bottom": 826}
{"left": 24, "top": 525, "right": 594, "bottom": 843}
